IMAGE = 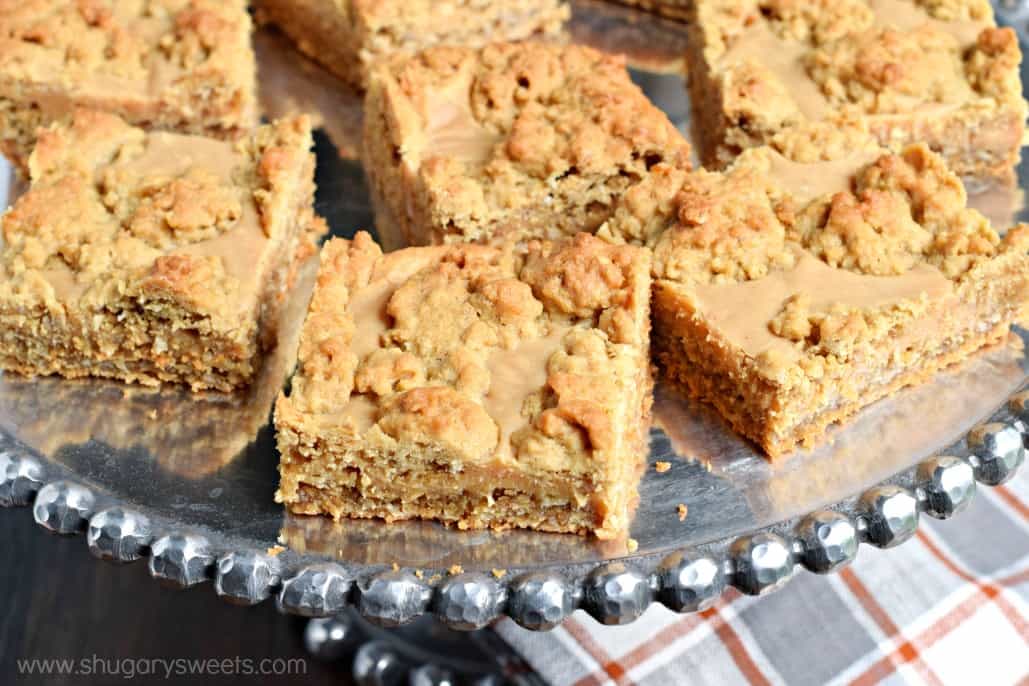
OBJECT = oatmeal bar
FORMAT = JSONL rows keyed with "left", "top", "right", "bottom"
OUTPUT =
{"left": 685, "top": 0, "right": 1027, "bottom": 181}
{"left": 275, "top": 232, "right": 653, "bottom": 539}
{"left": 363, "top": 42, "right": 691, "bottom": 250}
{"left": 0, "top": 109, "right": 326, "bottom": 392}
{"left": 649, "top": 124, "right": 1029, "bottom": 458}
{"left": 253, "top": 0, "right": 570, "bottom": 91}
{"left": 0, "top": 0, "right": 258, "bottom": 171}
{"left": 0, "top": 256, "right": 318, "bottom": 478}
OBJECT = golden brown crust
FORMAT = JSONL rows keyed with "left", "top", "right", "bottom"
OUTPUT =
{"left": 0, "top": 0, "right": 257, "bottom": 169}
{"left": 651, "top": 139, "right": 1029, "bottom": 457}
{"left": 363, "top": 42, "right": 691, "bottom": 247}
{"left": 0, "top": 109, "right": 325, "bottom": 391}
{"left": 685, "top": 0, "right": 1027, "bottom": 179}
{"left": 276, "top": 232, "right": 653, "bottom": 539}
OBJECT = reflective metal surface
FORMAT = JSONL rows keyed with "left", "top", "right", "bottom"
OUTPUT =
{"left": 0, "top": 8, "right": 1027, "bottom": 628}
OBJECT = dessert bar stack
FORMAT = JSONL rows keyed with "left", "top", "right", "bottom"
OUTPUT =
{"left": 0, "top": 0, "right": 1026, "bottom": 541}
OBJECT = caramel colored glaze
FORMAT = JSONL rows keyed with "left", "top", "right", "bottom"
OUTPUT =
{"left": 718, "top": 20, "right": 830, "bottom": 120}
{"left": 422, "top": 93, "right": 501, "bottom": 166}
{"left": 765, "top": 148, "right": 881, "bottom": 204}
{"left": 718, "top": 0, "right": 991, "bottom": 120}
{"left": 40, "top": 132, "right": 268, "bottom": 312}
{"left": 691, "top": 251, "right": 954, "bottom": 361}
{"left": 484, "top": 330, "right": 568, "bottom": 461}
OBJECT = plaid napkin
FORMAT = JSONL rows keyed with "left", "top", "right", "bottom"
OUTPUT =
{"left": 496, "top": 468, "right": 1029, "bottom": 685}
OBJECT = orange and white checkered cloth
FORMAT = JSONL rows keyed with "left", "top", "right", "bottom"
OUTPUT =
{"left": 496, "top": 469, "right": 1029, "bottom": 686}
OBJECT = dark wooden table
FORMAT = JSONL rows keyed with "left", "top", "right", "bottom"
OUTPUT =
{"left": 0, "top": 507, "right": 354, "bottom": 685}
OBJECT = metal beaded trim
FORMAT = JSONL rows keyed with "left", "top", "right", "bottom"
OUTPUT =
{"left": 2, "top": 385, "right": 1025, "bottom": 631}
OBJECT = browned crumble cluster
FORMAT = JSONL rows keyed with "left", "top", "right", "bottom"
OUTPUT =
{"left": 0, "top": 109, "right": 325, "bottom": 392}
{"left": 363, "top": 42, "right": 692, "bottom": 250}
{"left": 275, "top": 232, "right": 654, "bottom": 539}
{"left": 253, "top": 0, "right": 570, "bottom": 91}
{"left": 685, "top": 0, "right": 1027, "bottom": 180}
{"left": 0, "top": 0, "right": 258, "bottom": 171}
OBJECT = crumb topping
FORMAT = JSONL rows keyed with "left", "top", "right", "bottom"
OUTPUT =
{"left": 0, "top": 0, "right": 254, "bottom": 113}
{"left": 371, "top": 42, "right": 690, "bottom": 242}
{"left": 696, "top": 0, "right": 1021, "bottom": 124}
{"left": 653, "top": 142, "right": 1027, "bottom": 372}
{"left": 0, "top": 109, "right": 313, "bottom": 323}
{"left": 655, "top": 143, "right": 1009, "bottom": 286}
{"left": 289, "top": 233, "right": 652, "bottom": 471}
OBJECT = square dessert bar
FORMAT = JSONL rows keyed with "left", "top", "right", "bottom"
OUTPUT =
{"left": 0, "top": 109, "right": 326, "bottom": 392}
{"left": 650, "top": 124, "right": 1029, "bottom": 458}
{"left": 0, "top": 0, "right": 258, "bottom": 171}
{"left": 685, "top": 0, "right": 1027, "bottom": 180}
{"left": 275, "top": 232, "right": 654, "bottom": 539}
{"left": 363, "top": 42, "right": 692, "bottom": 250}
{"left": 253, "top": 0, "right": 570, "bottom": 91}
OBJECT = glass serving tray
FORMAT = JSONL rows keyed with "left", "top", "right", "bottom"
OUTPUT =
{"left": 0, "top": 1, "right": 1026, "bottom": 631}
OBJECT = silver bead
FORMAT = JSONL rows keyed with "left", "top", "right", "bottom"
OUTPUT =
{"left": 87, "top": 507, "right": 152, "bottom": 562}
{"left": 917, "top": 456, "right": 976, "bottom": 519}
{"left": 33, "top": 481, "right": 94, "bottom": 534}
{"left": 356, "top": 570, "right": 431, "bottom": 627}
{"left": 214, "top": 551, "right": 281, "bottom": 606}
{"left": 730, "top": 533, "right": 795, "bottom": 595}
{"left": 859, "top": 485, "right": 918, "bottom": 548}
{"left": 408, "top": 664, "right": 455, "bottom": 686}
{"left": 582, "top": 562, "right": 651, "bottom": 625}
{"left": 0, "top": 450, "right": 43, "bottom": 507}
{"left": 352, "top": 641, "right": 402, "bottom": 686}
{"left": 279, "top": 563, "right": 352, "bottom": 617}
{"left": 303, "top": 615, "right": 355, "bottom": 661}
{"left": 149, "top": 533, "right": 214, "bottom": 588}
{"left": 657, "top": 552, "right": 725, "bottom": 612}
{"left": 968, "top": 422, "right": 1025, "bottom": 486}
{"left": 433, "top": 573, "right": 505, "bottom": 631}
{"left": 796, "top": 512, "right": 858, "bottom": 573}
{"left": 507, "top": 572, "right": 574, "bottom": 631}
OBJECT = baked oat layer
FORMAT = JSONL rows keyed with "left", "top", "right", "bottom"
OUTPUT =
{"left": 363, "top": 42, "right": 691, "bottom": 249}
{"left": 649, "top": 123, "right": 1029, "bottom": 458}
{"left": 0, "top": 109, "right": 325, "bottom": 392}
{"left": 0, "top": 0, "right": 258, "bottom": 170}
{"left": 275, "top": 232, "right": 654, "bottom": 539}
{"left": 254, "top": 0, "right": 570, "bottom": 91}
{"left": 685, "top": 0, "right": 1027, "bottom": 180}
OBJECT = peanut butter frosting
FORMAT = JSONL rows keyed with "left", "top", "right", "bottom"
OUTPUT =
{"left": 652, "top": 130, "right": 1029, "bottom": 379}
{"left": 0, "top": 0, "right": 256, "bottom": 128}
{"left": 283, "top": 232, "right": 653, "bottom": 477}
{"left": 366, "top": 41, "right": 691, "bottom": 244}
{"left": 0, "top": 109, "right": 316, "bottom": 330}
{"left": 697, "top": 0, "right": 1018, "bottom": 118}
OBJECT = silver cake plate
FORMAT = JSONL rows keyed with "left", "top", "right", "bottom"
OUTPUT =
{"left": 1, "top": 3, "right": 1027, "bottom": 640}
